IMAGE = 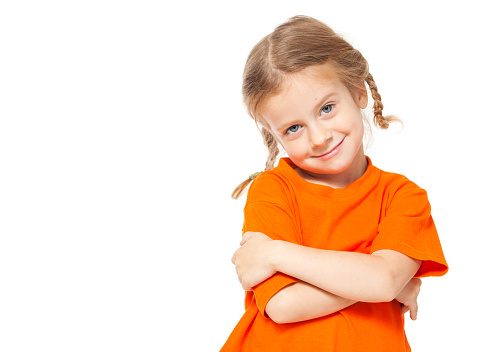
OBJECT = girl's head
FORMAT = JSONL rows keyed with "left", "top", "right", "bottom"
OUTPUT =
{"left": 232, "top": 16, "right": 398, "bottom": 199}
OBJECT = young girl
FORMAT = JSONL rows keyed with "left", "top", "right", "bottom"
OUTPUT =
{"left": 221, "top": 16, "right": 448, "bottom": 351}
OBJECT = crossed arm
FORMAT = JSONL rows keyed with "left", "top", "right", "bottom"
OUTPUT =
{"left": 264, "top": 281, "right": 357, "bottom": 323}
{"left": 232, "top": 232, "right": 422, "bottom": 324}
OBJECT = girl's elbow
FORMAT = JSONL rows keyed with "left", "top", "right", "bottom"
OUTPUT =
{"left": 267, "top": 310, "right": 287, "bottom": 324}
{"left": 380, "top": 272, "right": 402, "bottom": 302}
{"left": 366, "top": 289, "right": 395, "bottom": 303}
{"left": 378, "top": 287, "right": 399, "bottom": 303}
{"left": 265, "top": 293, "right": 290, "bottom": 324}
{"left": 373, "top": 271, "right": 400, "bottom": 303}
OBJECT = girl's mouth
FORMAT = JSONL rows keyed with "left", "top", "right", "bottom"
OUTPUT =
{"left": 313, "top": 138, "right": 345, "bottom": 160}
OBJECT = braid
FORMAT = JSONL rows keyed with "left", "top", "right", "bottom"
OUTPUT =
{"left": 365, "top": 73, "right": 399, "bottom": 129}
{"left": 231, "top": 178, "right": 254, "bottom": 200}
{"left": 261, "top": 127, "right": 279, "bottom": 170}
{"left": 231, "top": 127, "right": 280, "bottom": 199}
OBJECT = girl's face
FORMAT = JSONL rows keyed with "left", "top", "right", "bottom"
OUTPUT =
{"left": 260, "top": 65, "right": 368, "bottom": 181}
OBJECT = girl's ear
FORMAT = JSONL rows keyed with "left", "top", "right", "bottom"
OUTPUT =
{"left": 355, "top": 87, "right": 368, "bottom": 109}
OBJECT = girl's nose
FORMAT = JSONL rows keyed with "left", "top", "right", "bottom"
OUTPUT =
{"left": 309, "top": 124, "right": 332, "bottom": 148}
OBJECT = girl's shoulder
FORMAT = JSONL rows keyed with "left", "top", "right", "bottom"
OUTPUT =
{"left": 376, "top": 167, "right": 430, "bottom": 207}
{"left": 376, "top": 165, "right": 426, "bottom": 192}
{"left": 245, "top": 159, "right": 296, "bottom": 205}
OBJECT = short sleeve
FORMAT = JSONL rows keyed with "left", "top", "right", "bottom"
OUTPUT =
{"left": 370, "top": 181, "right": 448, "bottom": 278}
{"left": 242, "top": 176, "right": 301, "bottom": 317}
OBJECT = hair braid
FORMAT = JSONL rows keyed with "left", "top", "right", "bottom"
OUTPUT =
{"left": 231, "top": 127, "right": 280, "bottom": 199}
{"left": 261, "top": 127, "right": 279, "bottom": 170}
{"left": 365, "top": 73, "right": 399, "bottom": 129}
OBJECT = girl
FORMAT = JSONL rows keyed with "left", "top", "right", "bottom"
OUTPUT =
{"left": 221, "top": 16, "right": 448, "bottom": 352}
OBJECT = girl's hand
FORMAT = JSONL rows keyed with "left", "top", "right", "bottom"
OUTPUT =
{"left": 231, "top": 232, "right": 277, "bottom": 291}
{"left": 395, "top": 278, "right": 422, "bottom": 320}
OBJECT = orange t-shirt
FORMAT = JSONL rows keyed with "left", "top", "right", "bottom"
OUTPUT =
{"left": 221, "top": 156, "right": 448, "bottom": 352}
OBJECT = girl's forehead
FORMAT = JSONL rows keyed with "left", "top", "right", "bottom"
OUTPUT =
{"left": 277, "top": 70, "right": 342, "bottom": 100}
{"left": 261, "top": 76, "right": 343, "bottom": 121}
{"left": 257, "top": 64, "right": 348, "bottom": 121}
{"left": 279, "top": 63, "right": 341, "bottom": 91}
{"left": 298, "top": 63, "right": 340, "bottom": 82}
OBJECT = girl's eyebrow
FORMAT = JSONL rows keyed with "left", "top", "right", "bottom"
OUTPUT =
{"left": 276, "top": 119, "right": 303, "bottom": 133}
{"left": 275, "top": 92, "right": 338, "bottom": 132}
{"left": 311, "top": 92, "right": 337, "bottom": 114}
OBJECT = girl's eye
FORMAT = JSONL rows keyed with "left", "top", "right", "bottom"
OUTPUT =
{"left": 286, "top": 124, "right": 301, "bottom": 134}
{"left": 321, "top": 104, "right": 333, "bottom": 115}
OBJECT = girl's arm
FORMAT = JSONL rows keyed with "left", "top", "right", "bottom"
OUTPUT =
{"left": 265, "top": 277, "right": 421, "bottom": 324}
{"left": 272, "top": 241, "right": 420, "bottom": 302}
{"left": 233, "top": 232, "right": 421, "bottom": 303}
{"left": 265, "top": 281, "right": 357, "bottom": 324}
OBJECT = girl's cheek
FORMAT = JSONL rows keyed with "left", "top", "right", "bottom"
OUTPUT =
{"left": 294, "top": 137, "right": 308, "bottom": 150}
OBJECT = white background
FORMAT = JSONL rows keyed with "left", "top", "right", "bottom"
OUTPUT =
{"left": 1, "top": 1, "right": 490, "bottom": 351}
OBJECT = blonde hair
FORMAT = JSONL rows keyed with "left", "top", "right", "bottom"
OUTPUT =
{"left": 232, "top": 15, "right": 399, "bottom": 199}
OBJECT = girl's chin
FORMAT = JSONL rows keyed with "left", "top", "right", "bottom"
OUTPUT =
{"left": 303, "top": 160, "right": 351, "bottom": 175}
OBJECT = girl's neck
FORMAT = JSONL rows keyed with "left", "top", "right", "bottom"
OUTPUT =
{"left": 295, "top": 146, "right": 368, "bottom": 189}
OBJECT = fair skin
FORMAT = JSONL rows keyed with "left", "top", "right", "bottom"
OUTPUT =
{"left": 231, "top": 64, "right": 422, "bottom": 323}
{"left": 234, "top": 232, "right": 421, "bottom": 323}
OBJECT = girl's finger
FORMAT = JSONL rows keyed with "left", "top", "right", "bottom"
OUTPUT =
{"left": 410, "top": 308, "right": 419, "bottom": 320}
{"left": 240, "top": 232, "right": 254, "bottom": 245}
{"left": 409, "top": 304, "right": 418, "bottom": 320}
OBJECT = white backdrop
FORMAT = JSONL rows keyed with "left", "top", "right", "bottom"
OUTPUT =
{"left": 1, "top": 1, "right": 490, "bottom": 351}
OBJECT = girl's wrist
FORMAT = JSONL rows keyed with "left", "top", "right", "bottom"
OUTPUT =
{"left": 269, "top": 240, "right": 286, "bottom": 272}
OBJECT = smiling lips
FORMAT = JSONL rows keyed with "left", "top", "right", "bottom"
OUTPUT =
{"left": 312, "top": 137, "right": 345, "bottom": 160}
